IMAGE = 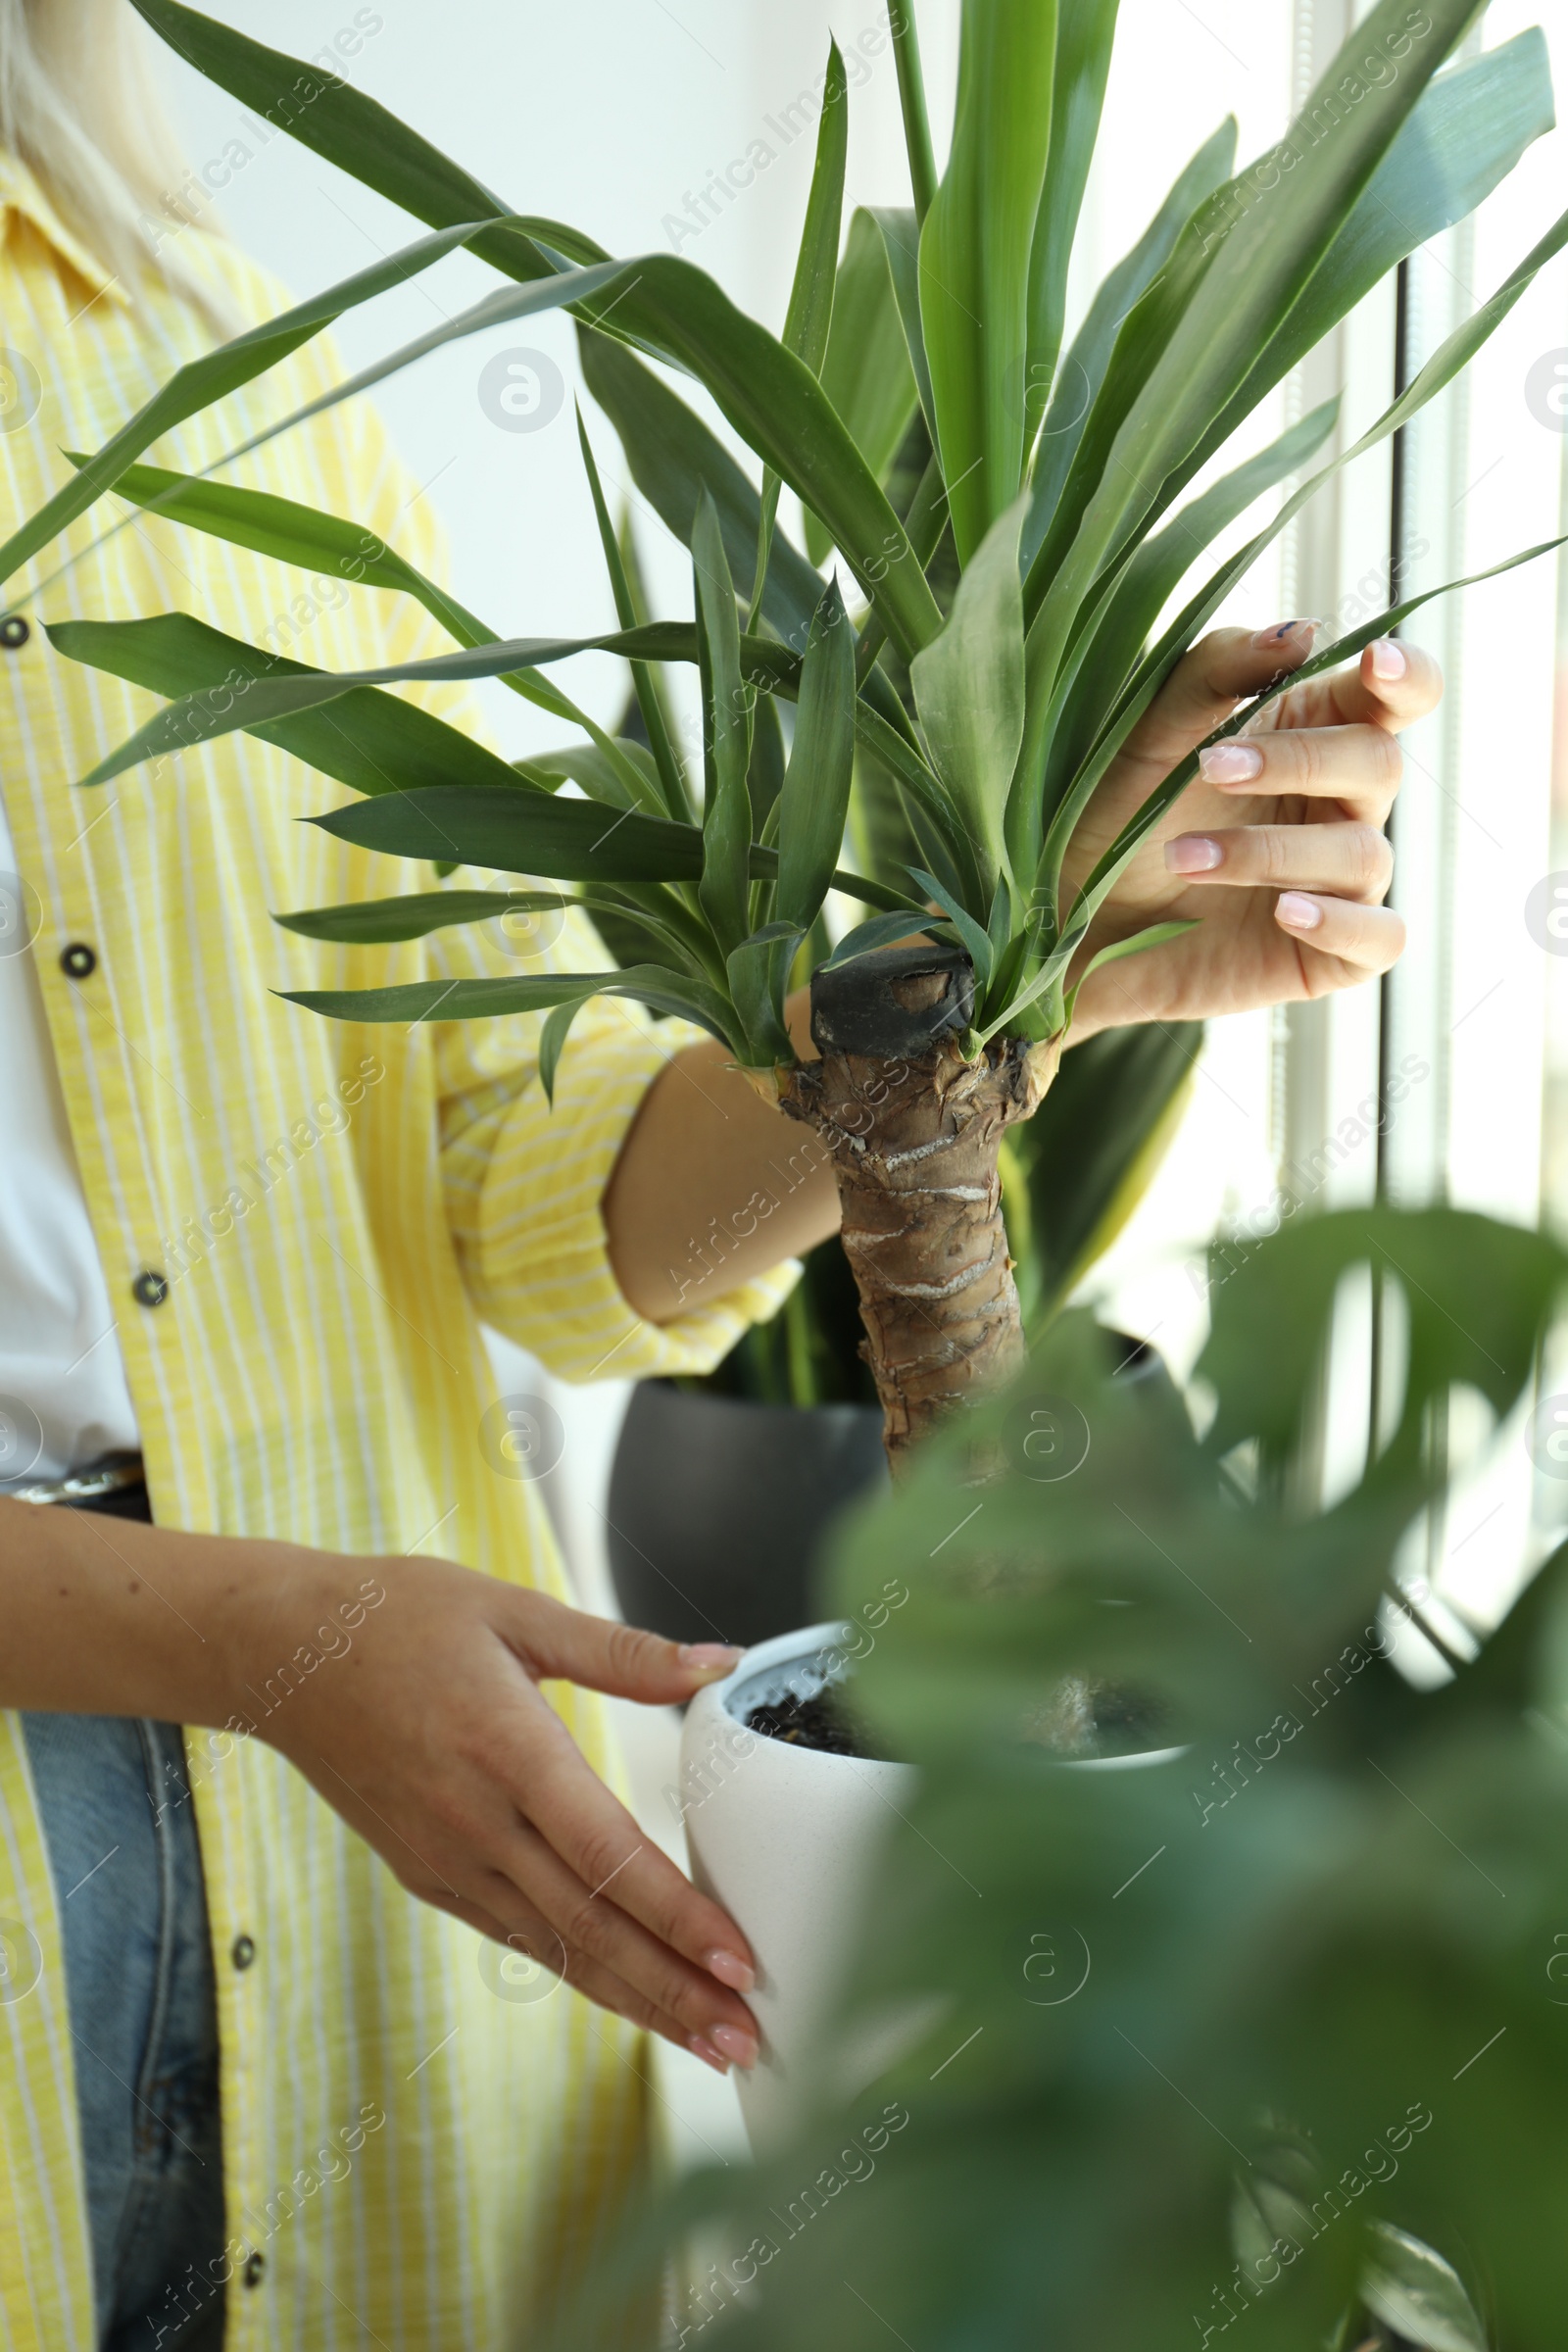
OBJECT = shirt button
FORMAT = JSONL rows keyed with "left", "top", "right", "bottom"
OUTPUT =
{"left": 231, "top": 1934, "right": 256, "bottom": 1971}
{"left": 243, "top": 2252, "right": 266, "bottom": 2289}
{"left": 131, "top": 1270, "right": 169, "bottom": 1309}
{"left": 60, "top": 941, "right": 96, "bottom": 980}
{"left": 0, "top": 615, "right": 28, "bottom": 650}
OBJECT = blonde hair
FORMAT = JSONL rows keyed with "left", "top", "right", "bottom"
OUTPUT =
{"left": 0, "top": 0, "right": 227, "bottom": 312}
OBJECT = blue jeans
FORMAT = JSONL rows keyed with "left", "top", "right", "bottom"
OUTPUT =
{"left": 22, "top": 1713, "right": 226, "bottom": 2352}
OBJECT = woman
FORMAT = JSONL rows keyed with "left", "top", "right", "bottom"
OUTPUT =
{"left": 0, "top": 4, "right": 1436, "bottom": 2347}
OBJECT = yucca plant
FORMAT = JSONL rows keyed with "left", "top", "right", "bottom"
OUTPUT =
{"left": 5, "top": 0, "right": 1564, "bottom": 1464}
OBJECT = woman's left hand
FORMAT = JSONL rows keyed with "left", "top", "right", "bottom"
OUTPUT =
{"left": 1064, "top": 618, "right": 1442, "bottom": 1039}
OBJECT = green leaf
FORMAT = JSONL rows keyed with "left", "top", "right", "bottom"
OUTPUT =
{"left": 868, "top": 208, "right": 937, "bottom": 439}
{"left": 1023, "top": 1, "right": 1119, "bottom": 448}
{"left": 749, "top": 39, "right": 848, "bottom": 623}
{"left": 804, "top": 210, "right": 919, "bottom": 565}
{"left": 919, "top": 0, "right": 1056, "bottom": 563}
{"left": 281, "top": 963, "right": 741, "bottom": 1049}
{"left": 821, "top": 910, "right": 946, "bottom": 969}
{"left": 725, "top": 925, "right": 800, "bottom": 1069}
{"left": 909, "top": 494, "right": 1029, "bottom": 899}
{"left": 0, "top": 216, "right": 535, "bottom": 594}
{"left": 1360, "top": 2223, "right": 1490, "bottom": 2352}
{"left": 538, "top": 996, "right": 587, "bottom": 1105}
{"left": 1023, "top": 120, "right": 1236, "bottom": 584}
{"left": 780, "top": 41, "right": 848, "bottom": 375}
{"left": 774, "top": 581, "right": 856, "bottom": 933}
{"left": 889, "top": 1, "right": 938, "bottom": 225}
{"left": 1200, "top": 1209, "right": 1568, "bottom": 1473}
{"left": 692, "top": 491, "right": 753, "bottom": 956}
{"left": 45, "top": 612, "right": 538, "bottom": 803}
{"left": 311, "top": 787, "right": 717, "bottom": 885}
{"left": 273, "top": 889, "right": 567, "bottom": 944}
{"left": 53, "top": 618, "right": 765, "bottom": 790}
{"left": 305, "top": 782, "right": 911, "bottom": 915}
{"left": 906, "top": 866, "right": 994, "bottom": 989}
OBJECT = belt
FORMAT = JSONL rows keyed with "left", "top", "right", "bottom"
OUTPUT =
{"left": 6, "top": 1451, "right": 147, "bottom": 1508}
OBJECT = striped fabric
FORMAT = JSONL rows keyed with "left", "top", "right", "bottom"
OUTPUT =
{"left": 0, "top": 154, "right": 791, "bottom": 2351}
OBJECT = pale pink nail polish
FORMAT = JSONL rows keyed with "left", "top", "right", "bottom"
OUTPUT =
{"left": 688, "top": 2035, "right": 730, "bottom": 2076}
{"left": 1199, "top": 742, "right": 1262, "bottom": 785}
{"left": 1276, "top": 892, "right": 1322, "bottom": 931}
{"left": 1369, "top": 637, "right": 1406, "bottom": 681}
{"left": 678, "top": 1643, "right": 742, "bottom": 1673}
{"left": 704, "top": 1947, "right": 756, "bottom": 1993}
{"left": 1165, "top": 835, "right": 1224, "bottom": 874}
{"left": 710, "top": 2024, "right": 759, "bottom": 2070}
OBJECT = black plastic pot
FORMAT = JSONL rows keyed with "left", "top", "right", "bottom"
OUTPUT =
{"left": 606, "top": 1382, "right": 887, "bottom": 1649}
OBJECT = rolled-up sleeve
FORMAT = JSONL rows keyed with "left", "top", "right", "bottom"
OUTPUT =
{"left": 433, "top": 913, "right": 800, "bottom": 1384}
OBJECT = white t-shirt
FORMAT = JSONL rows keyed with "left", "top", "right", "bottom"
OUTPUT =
{"left": 0, "top": 787, "right": 139, "bottom": 1480}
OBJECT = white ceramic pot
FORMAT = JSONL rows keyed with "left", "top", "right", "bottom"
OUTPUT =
{"left": 678, "top": 1623, "right": 931, "bottom": 2152}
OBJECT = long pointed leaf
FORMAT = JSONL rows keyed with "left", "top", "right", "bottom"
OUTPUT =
{"left": 46, "top": 612, "right": 540, "bottom": 803}
{"left": 919, "top": 0, "right": 1056, "bottom": 562}
{"left": 889, "top": 1, "right": 938, "bottom": 225}
{"left": 274, "top": 890, "right": 568, "bottom": 945}
{"left": 1024, "top": 1, "right": 1120, "bottom": 448}
{"left": 909, "top": 494, "right": 1029, "bottom": 902}
{"left": 692, "top": 492, "right": 752, "bottom": 956}
{"left": 749, "top": 38, "right": 848, "bottom": 626}
{"left": 282, "top": 963, "right": 741, "bottom": 1049}
{"left": 774, "top": 581, "right": 856, "bottom": 933}
{"left": 804, "top": 210, "right": 919, "bottom": 565}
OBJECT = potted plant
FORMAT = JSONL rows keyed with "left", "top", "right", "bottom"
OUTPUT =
{"left": 553, "top": 1202, "right": 1568, "bottom": 2348}
{"left": 8, "top": 0, "right": 1562, "bottom": 1487}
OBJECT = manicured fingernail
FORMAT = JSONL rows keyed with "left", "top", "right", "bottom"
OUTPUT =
{"left": 1250, "top": 617, "right": 1320, "bottom": 650}
{"left": 710, "top": 2024, "right": 759, "bottom": 2070}
{"left": 1369, "top": 636, "right": 1406, "bottom": 681}
{"left": 1199, "top": 742, "right": 1262, "bottom": 785}
{"left": 1276, "top": 892, "right": 1323, "bottom": 931}
{"left": 704, "top": 1947, "right": 756, "bottom": 1992}
{"left": 688, "top": 2034, "right": 730, "bottom": 2076}
{"left": 678, "top": 1643, "right": 742, "bottom": 1674}
{"left": 1164, "top": 834, "right": 1224, "bottom": 874}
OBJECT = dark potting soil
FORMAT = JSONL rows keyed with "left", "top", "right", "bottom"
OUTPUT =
{"left": 745, "top": 1687, "right": 866, "bottom": 1755}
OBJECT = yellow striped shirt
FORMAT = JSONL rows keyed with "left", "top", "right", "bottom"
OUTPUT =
{"left": 0, "top": 151, "right": 789, "bottom": 2351}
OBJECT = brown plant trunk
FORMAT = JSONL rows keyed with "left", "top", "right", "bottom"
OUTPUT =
{"left": 780, "top": 1029, "right": 1059, "bottom": 1468}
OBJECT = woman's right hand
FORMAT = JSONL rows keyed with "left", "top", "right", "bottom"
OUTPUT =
{"left": 0, "top": 1498, "right": 759, "bottom": 2072}
{"left": 246, "top": 1550, "right": 760, "bottom": 2072}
